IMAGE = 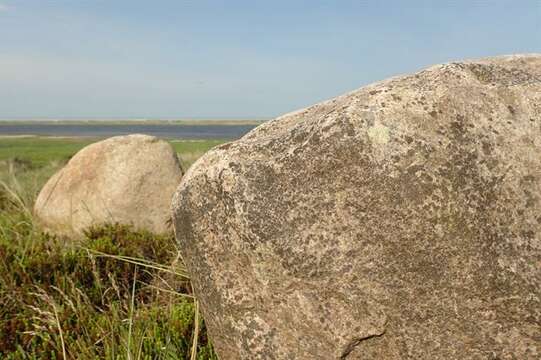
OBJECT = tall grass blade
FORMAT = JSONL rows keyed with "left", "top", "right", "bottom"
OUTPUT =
{"left": 190, "top": 298, "right": 200, "bottom": 360}
{"left": 127, "top": 265, "right": 138, "bottom": 360}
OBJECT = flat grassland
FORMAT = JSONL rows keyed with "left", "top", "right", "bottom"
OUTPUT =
{"left": 0, "top": 136, "right": 224, "bottom": 359}
{"left": 0, "top": 136, "right": 225, "bottom": 168}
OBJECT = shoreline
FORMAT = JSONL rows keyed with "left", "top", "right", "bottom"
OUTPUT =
{"left": 0, "top": 121, "right": 259, "bottom": 140}
{"left": 0, "top": 135, "right": 233, "bottom": 142}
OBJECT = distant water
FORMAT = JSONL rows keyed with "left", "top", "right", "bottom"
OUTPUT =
{"left": 0, "top": 123, "right": 258, "bottom": 139}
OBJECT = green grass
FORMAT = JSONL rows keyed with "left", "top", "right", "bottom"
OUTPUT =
{"left": 0, "top": 138, "right": 94, "bottom": 168}
{"left": 0, "top": 137, "right": 223, "bottom": 359}
{"left": 169, "top": 140, "right": 227, "bottom": 169}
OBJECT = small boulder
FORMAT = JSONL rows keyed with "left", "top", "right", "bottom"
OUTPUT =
{"left": 35, "top": 134, "right": 183, "bottom": 237}
{"left": 172, "top": 55, "right": 541, "bottom": 359}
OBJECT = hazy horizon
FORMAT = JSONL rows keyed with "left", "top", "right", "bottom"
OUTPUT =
{"left": 0, "top": 117, "right": 268, "bottom": 121}
{"left": 1, "top": 1, "right": 540, "bottom": 119}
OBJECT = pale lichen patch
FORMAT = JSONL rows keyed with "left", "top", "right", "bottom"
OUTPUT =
{"left": 367, "top": 123, "right": 391, "bottom": 144}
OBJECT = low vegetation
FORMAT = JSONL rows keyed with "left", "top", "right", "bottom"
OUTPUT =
{"left": 0, "top": 137, "right": 225, "bottom": 169}
{"left": 0, "top": 137, "right": 224, "bottom": 359}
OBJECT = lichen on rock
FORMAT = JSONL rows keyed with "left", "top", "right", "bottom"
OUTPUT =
{"left": 172, "top": 54, "right": 541, "bottom": 359}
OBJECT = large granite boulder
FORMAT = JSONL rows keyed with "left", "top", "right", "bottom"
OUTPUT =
{"left": 35, "top": 134, "right": 183, "bottom": 237}
{"left": 172, "top": 55, "right": 541, "bottom": 359}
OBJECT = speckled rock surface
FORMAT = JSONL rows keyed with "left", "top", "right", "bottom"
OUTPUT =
{"left": 172, "top": 55, "right": 541, "bottom": 359}
{"left": 35, "top": 134, "right": 183, "bottom": 237}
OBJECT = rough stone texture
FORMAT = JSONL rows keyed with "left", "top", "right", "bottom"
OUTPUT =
{"left": 35, "top": 134, "right": 183, "bottom": 237}
{"left": 172, "top": 55, "right": 541, "bottom": 359}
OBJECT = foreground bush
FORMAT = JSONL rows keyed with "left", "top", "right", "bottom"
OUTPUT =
{"left": 0, "top": 175, "right": 216, "bottom": 359}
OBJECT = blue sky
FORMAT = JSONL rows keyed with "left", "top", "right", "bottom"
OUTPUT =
{"left": 1, "top": 0, "right": 540, "bottom": 119}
